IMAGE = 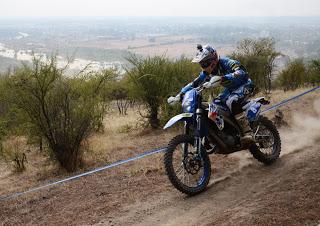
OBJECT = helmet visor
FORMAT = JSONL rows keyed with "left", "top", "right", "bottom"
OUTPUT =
{"left": 199, "top": 59, "right": 213, "bottom": 68}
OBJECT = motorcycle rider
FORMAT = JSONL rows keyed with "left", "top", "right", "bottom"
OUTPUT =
{"left": 168, "top": 44, "right": 255, "bottom": 144}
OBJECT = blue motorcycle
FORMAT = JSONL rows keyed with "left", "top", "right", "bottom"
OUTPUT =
{"left": 164, "top": 77, "right": 281, "bottom": 195}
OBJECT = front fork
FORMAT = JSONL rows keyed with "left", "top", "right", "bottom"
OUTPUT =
{"left": 182, "top": 108, "right": 203, "bottom": 158}
{"left": 195, "top": 108, "right": 203, "bottom": 158}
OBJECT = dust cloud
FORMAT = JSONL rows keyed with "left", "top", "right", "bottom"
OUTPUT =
{"left": 227, "top": 98, "right": 320, "bottom": 173}
{"left": 213, "top": 98, "right": 320, "bottom": 184}
{"left": 280, "top": 99, "right": 320, "bottom": 156}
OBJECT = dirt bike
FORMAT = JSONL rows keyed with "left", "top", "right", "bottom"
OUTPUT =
{"left": 164, "top": 77, "right": 281, "bottom": 195}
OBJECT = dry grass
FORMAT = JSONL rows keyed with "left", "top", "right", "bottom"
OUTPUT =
{"left": 0, "top": 149, "right": 57, "bottom": 196}
{"left": 0, "top": 105, "right": 177, "bottom": 197}
{"left": 259, "top": 87, "right": 320, "bottom": 123}
{"left": 1, "top": 136, "right": 29, "bottom": 171}
{"left": 0, "top": 87, "right": 318, "bottom": 199}
{"left": 86, "top": 107, "right": 145, "bottom": 163}
{"left": 268, "top": 87, "right": 319, "bottom": 103}
{"left": 85, "top": 108, "right": 139, "bottom": 163}
{"left": 85, "top": 106, "right": 177, "bottom": 176}
{"left": 1, "top": 87, "right": 319, "bottom": 226}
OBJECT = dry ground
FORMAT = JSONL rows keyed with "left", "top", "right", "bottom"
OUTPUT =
{"left": 0, "top": 88, "right": 319, "bottom": 226}
{"left": 77, "top": 34, "right": 234, "bottom": 59}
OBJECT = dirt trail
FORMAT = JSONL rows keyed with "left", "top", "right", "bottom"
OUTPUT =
{"left": 2, "top": 141, "right": 318, "bottom": 226}
{"left": 95, "top": 99, "right": 320, "bottom": 226}
{"left": 1, "top": 94, "right": 320, "bottom": 226}
{"left": 96, "top": 145, "right": 320, "bottom": 226}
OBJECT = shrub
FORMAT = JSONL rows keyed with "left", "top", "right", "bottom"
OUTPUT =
{"left": 5, "top": 57, "right": 115, "bottom": 172}
{"left": 104, "top": 78, "right": 132, "bottom": 115}
{"left": 126, "top": 54, "right": 199, "bottom": 128}
{"left": 308, "top": 59, "right": 320, "bottom": 85}
{"left": 231, "top": 38, "right": 280, "bottom": 93}
{"left": 276, "top": 59, "right": 307, "bottom": 91}
{"left": 0, "top": 136, "right": 28, "bottom": 172}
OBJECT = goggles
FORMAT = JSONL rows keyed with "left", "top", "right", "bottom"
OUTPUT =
{"left": 200, "top": 57, "right": 218, "bottom": 69}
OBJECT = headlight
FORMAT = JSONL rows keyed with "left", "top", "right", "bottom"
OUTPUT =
{"left": 182, "top": 89, "right": 197, "bottom": 113}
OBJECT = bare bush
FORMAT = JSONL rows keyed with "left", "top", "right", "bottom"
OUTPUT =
{"left": 0, "top": 136, "right": 28, "bottom": 172}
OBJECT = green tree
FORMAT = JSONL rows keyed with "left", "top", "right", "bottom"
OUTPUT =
{"left": 126, "top": 54, "right": 172, "bottom": 128}
{"left": 277, "top": 59, "right": 307, "bottom": 91}
{"left": 307, "top": 59, "right": 320, "bottom": 85}
{"left": 104, "top": 78, "right": 132, "bottom": 115}
{"left": 159, "top": 57, "right": 200, "bottom": 125}
{"left": 5, "top": 58, "right": 115, "bottom": 172}
{"left": 232, "top": 38, "right": 280, "bottom": 93}
{"left": 126, "top": 54, "right": 199, "bottom": 128}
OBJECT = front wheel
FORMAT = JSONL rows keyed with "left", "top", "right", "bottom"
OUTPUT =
{"left": 164, "top": 134, "right": 211, "bottom": 195}
{"left": 249, "top": 116, "right": 281, "bottom": 165}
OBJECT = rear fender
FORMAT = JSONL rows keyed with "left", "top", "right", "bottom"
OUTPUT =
{"left": 243, "top": 97, "right": 269, "bottom": 122}
{"left": 253, "top": 97, "right": 270, "bottom": 105}
{"left": 163, "top": 113, "right": 193, "bottom": 130}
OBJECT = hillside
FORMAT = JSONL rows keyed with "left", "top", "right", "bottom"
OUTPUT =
{"left": 0, "top": 88, "right": 319, "bottom": 225}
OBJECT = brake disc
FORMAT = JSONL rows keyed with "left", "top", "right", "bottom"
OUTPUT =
{"left": 183, "top": 153, "right": 202, "bottom": 175}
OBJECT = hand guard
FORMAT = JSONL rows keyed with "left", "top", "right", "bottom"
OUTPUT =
{"left": 167, "top": 94, "right": 180, "bottom": 105}
{"left": 203, "top": 76, "right": 221, "bottom": 89}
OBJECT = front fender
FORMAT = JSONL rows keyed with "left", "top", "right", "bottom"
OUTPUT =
{"left": 163, "top": 113, "right": 193, "bottom": 130}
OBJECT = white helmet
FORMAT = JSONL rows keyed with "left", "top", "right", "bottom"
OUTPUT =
{"left": 192, "top": 44, "right": 218, "bottom": 68}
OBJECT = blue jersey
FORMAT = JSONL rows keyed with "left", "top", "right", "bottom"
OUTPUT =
{"left": 181, "top": 57, "right": 254, "bottom": 102}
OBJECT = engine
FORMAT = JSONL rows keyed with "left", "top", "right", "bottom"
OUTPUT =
{"left": 218, "top": 132, "right": 237, "bottom": 147}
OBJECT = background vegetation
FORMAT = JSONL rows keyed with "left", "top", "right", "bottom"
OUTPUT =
{"left": 0, "top": 58, "right": 116, "bottom": 172}
{"left": 0, "top": 37, "right": 319, "bottom": 173}
{"left": 231, "top": 38, "right": 280, "bottom": 94}
{"left": 275, "top": 59, "right": 320, "bottom": 90}
{"left": 125, "top": 54, "right": 199, "bottom": 128}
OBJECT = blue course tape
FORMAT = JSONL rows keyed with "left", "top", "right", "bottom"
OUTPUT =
{"left": 1, "top": 86, "right": 319, "bottom": 202}
{"left": 261, "top": 86, "right": 320, "bottom": 114}
{"left": 0, "top": 147, "right": 167, "bottom": 201}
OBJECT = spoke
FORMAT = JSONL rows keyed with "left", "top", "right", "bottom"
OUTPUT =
{"left": 255, "top": 134, "right": 271, "bottom": 137}
{"left": 176, "top": 164, "right": 184, "bottom": 178}
{"left": 254, "top": 125, "right": 275, "bottom": 153}
{"left": 254, "top": 125, "right": 260, "bottom": 137}
{"left": 261, "top": 145, "right": 274, "bottom": 149}
{"left": 179, "top": 144, "right": 184, "bottom": 154}
{"left": 173, "top": 142, "right": 206, "bottom": 188}
{"left": 187, "top": 172, "right": 190, "bottom": 186}
{"left": 197, "top": 173, "right": 201, "bottom": 185}
{"left": 182, "top": 166, "right": 185, "bottom": 184}
{"left": 191, "top": 175, "right": 196, "bottom": 185}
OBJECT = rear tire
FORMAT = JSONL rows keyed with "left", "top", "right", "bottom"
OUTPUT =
{"left": 164, "top": 134, "right": 211, "bottom": 195}
{"left": 249, "top": 116, "right": 281, "bottom": 165}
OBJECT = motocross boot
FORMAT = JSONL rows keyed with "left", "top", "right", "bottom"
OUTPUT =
{"left": 235, "top": 113, "right": 255, "bottom": 145}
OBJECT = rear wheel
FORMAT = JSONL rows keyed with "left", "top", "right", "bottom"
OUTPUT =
{"left": 249, "top": 116, "right": 281, "bottom": 165}
{"left": 164, "top": 134, "right": 211, "bottom": 195}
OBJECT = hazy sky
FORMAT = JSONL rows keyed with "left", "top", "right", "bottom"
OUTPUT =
{"left": 1, "top": 0, "right": 320, "bottom": 17}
